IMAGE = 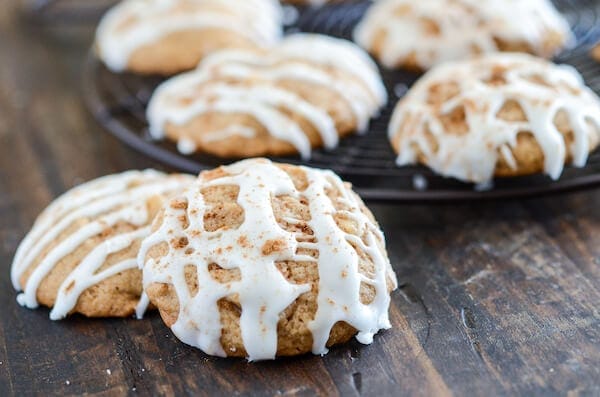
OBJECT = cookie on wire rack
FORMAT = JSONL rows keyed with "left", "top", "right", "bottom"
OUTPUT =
{"left": 138, "top": 158, "right": 398, "bottom": 360}
{"left": 11, "top": 170, "right": 194, "bottom": 320}
{"left": 146, "top": 33, "right": 387, "bottom": 159}
{"left": 354, "top": 0, "right": 573, "bottom": 71}
{"left": 95, "top": 0, "right": 283, "bottom": 75}
{"left": 388, "top": 53, "right": 600, "bottom": 184}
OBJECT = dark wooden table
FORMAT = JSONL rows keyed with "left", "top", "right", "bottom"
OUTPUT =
{"left": 1, "top": 2, "right": 600, "bottom": 396}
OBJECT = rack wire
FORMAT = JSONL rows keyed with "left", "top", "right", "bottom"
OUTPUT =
{"left": 78, "top": 0, "right": 600, "bottom": 201}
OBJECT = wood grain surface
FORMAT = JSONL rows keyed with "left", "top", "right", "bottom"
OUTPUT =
{"left": 1, "top": 2, "right": 599, "bottom": 396}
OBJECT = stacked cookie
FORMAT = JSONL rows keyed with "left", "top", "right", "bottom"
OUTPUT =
{"left": 92, "top": 0, "right": 600, "bottom": 184}
{"left": 96, "top": 0, "right": 387, "bottom": 158}
{"left": 352, "top": 0, "right": 600, "bottom": 183}
{"left": 12, "top": 160, "right": 398, "bottom": 360}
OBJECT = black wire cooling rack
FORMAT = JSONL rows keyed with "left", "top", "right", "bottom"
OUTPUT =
{"left": 75, "top": 0, "right": 600, "bottom": 201}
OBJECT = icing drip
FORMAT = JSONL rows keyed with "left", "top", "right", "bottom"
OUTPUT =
{"left": 302, "top": 170, "right": 395, "bottom": 351}
{"left": 354, "top": 0, "right": 573, "bottom": 69}
{"left": 147, "top": 33, "right": 387, "bottom": 158}
{"left": 138, "top": 159, "right": 397, "bottom": 361}
{"left": 177, "top": 138, "right": 198, "bottom": 155}
{"left": 11, "top": 170, "right": 194, "bottom": 319}
{"left": 389, "top": 53, "right": 600, "bottom": 183}
{"left": 96, "top": 0, "right": 283, "bottom": 72}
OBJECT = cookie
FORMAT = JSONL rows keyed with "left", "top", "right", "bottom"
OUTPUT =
{"left": 95, "top": 0, "right": 283, "bottom": 75}
{"left": 388, "top": 53, "right": 600, "bottom": 183}
{"left": 354, "top": 0, "right": 573, "bottom": 71}
{"left": 147, "top": 33, "right": 387, "bottom": 159}
{"left": 11, "top": 170, "right": 194, "bottom": 320}
{"left": 138, "top": 159, "right": 398, "bottom": 360}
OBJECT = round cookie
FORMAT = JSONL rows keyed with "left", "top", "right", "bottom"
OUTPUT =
{"left": 388, "top": 53, "right": 600, "bottom": 183}
{"left": 354, "top": 0, "right": 573, "bottom": 71}
{"left": 138, "top": 159, "right": 398, "bottom": 360}
{"left": 147, "top": 33, "right": 387, "bottom": 159}
{"left": 95, "top": 0, "right": 283, "bottom": 75}
{"left": 11, "top": 170, "right": 194, "bottom": 320}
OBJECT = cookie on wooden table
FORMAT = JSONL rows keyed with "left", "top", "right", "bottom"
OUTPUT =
{"left": 11, "top": 170, "right": 194, "bottom": 320}
{"left": 95, "top": 0, "right": 283, "bottom": 75}
{"left": 138, "top": 158, "right": 398, "bottom": 360}
{"left": 354, "top": 0, "right": 573, "bottom": 71}
{"left": 146, "top": 33, "right": 387, "bottom": 159}
{"left": 388, "top": 53, "right": 600, "bottom": 184}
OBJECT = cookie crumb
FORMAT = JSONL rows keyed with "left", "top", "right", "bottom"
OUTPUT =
{"left": 171, "top": 236, "right": 189, "bottom": 249}
{"left": 170, "top": 199, "right": 187, "bottom": 210}
{"left": 237, "top": 235, "right": 250, "bottom": 248}
{"left": 65, "top": 280, "right": 76, "bottom": 293}
{"left": 262, "top": 239, "right": 286, "bottom": 255}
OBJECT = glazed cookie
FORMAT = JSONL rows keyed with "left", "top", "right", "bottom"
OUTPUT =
{"left": 354, "top": 0, "right": 573, "bottom": 70}
{"left": 11, "top": 170, "right": 194, "bottom": 320}
{"left": 146, "top": 34, "right": 387, "bottom": 158}
{"left": 147, "top": 34, "right": 387, "bottom": 159}
{"left": 138, "top": 159, "right": 398, "bottom": 360}
{"left": 388, "top": 53, "right": 600, "bottom": 183}
{"left": 96, "top": 0, "right": 282, "bottom": 75}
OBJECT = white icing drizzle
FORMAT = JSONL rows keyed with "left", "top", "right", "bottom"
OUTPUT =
{"left": 147, "top": 34, "right": 387, "bottom": 158}
{"left": 276, "top": 34, "right": 388, "bottom": 106}
{"left": 50, "top": 227, "right": 149, "bottom": 320}
{"left": 389, "top": 53, "right": 600, "bottom": 183}
{"left": 96, "top": 0, "right": 283, "bottom": 72}
{"left": 11, "top": 170, "right": 194, "bottom": 319}
{"left": 354, "top": 0, "right": 573, "bottom": 69}
{"left": 138, "top": 159, "right": 397, "bottom": 361}
{"left": 199, "top": 54, "right": 379, "bottom": 133}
